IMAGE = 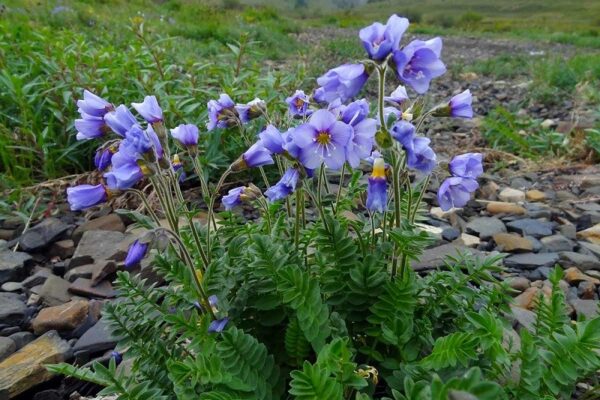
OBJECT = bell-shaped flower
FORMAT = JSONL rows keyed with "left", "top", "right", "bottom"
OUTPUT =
{"left": 66, "top": 184, "right": 108, "bottom": 211}
{"left": 393, "top": 37, "right": 446, "bottom": 94}
{"left": 359, "top": 14, "right": 409, "bottom": 61}
{"left": 77, "top": 90, "right": 113, "bottom": 118}
{"left": 449, "top": 152, "right": 482, "bottom": 179}
{"left": 265, "top": 168, "right": 300, "bottom": 202}
{"left": 449, "top": 89, "right": 473, "bottom": 118}
{"left": 384, "top": 85, "right": 409, "bottom": 107}
{"left": 314, "top": 63, "right": 369, "bottom": 104}
{"left": 341, "top": 99, "right": 377, "bottom": 168}
{"left": 366, "top": 158, "right": 388, "bottom": 213}
{"left": 75, "top": 114, "right": 109, "bottom": 140}
{"left": 171, "top": 124, "right": 199, "bottom": 147}
{"left": 124, "top": 239, "right": 149, "bottom": 268}
{"left": 286, "top": 90, "right": 312, "bottom": 117}
{"left": 207, "top": 94, "right": 237, "bottom": 130}
{"left": 94, "top": 148, "right": 114, "bottom": 171}
{"left": 105, "top": 105, "right": 137, "bottom": 137}
{"left": 132, "top": 95, "right": 163, "bottom": 124}
{"left": 437, "top": 176, "right": 479, "bottom": 211}
{"left": 259, "top": 125, "right": 286, "bottom": 154}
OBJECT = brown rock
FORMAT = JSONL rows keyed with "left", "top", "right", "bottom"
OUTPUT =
{"left": 32, "top": 300, "right": 89, "bottom": 335}
{"left": 493, "top": 233, "right": 533, "bottom": 253}
{"left": 91, "top": 261, "right": 117, "bottom": 286}
{"left": 480, "top": 181, "right": 500, "bottom": 200}
{"left": 69, "top": 278, "right": 116, "bottom": 299}
{"left": 526, "top": 190, "right": 546, "bottom": 202}
{"left": 0, "top": 331, "right": 70, "bottom": 398}
{"left": 564, "top": 267, "right": 600, "bottom": 285}
{"left": 48, "top": 239, "right": 74, "bottom": 259}
{"left": 72, "top": 214, "right": 126, "bottom": 244}
{"left": 454, "top": 233, "right": 480, "bottom": 248}
{"left": 579, "top": 281, "right": 596, "bottom": 300}
{"left": 577, "top": 224, "right": 600, "bottom": 244}
{"left": 64, "top": 264, "right": 97, "bottom": 282}
{"left": 514, "top": 287, "right": 541, "bottom": 310}
{"left": 498, "top": 188, "right": 526, "bottom": 203}
{"left": 505, "top": 276, "right": 530, "bottom": 294}
{"left": 486, "top": 202, "right": 526, "bottom": 215}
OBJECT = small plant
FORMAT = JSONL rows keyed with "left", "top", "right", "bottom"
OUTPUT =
{"left": 49, "top": 14, "right": 600, "bottom": 400}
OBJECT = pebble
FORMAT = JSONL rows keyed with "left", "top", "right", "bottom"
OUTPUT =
{"left": 1, "top": 282, "right": 22, "bottom": 292}
{"left": 577, "top": 223, "right": 600, "bottom": 244}
{"left": 8, "top": 332, "right": 35, "bottom": 350}
{"left": 506, "top": 218, "right": 554, "bottom": 238}
{"left": 454, "top": 233, "right": 480, "bottom": 247}
{"left": 70, "top": 230, "right": 129, "bottom": 269}
{"left": 0, "top": 337, "right": 16, "bottom": 361}
{"left": 73, "top": 318, "right": 120, "bottom": 356}
{"left": 504, "top": 253, "right": 559, "bottom": 270}
{"left": 526, "top": 190, "right": 546, "bottom": 202}
{"left": 411, "top": 244, "right": 486, "bottom": 271}
{"left": 540, "top": 234, "right": 574, "bottom": 252}
{"left": 18, "top": 217, "right": 70, "bottom": 252}
{"left": 493, "top": 233, "right": 533, "bottom": 253}
{"left": 48, "top": 239, "right": 75, "bottom": 259}
{"left": 0, "top": 293, "right": 27, "bottom": 327}
{"left": 0, "top": 251, "right": 32, "bottom": 284}
{"left": 69, "top": 278, "right": 117, "bottom": 299}
{"left": 498, "top": 188, "right": 526, "bottom": 203}
{"left": 514, "top": 287, "right": 540, "bottom": 310}
{"left": 441, "top": 227, "right": 460, "bottom": 241}
{"left": 558, "top": 252, "right": 600, "bottom": 271}
{"left": 580, "top": 242, "right": 600, "bottom": 258}
{"left": 564, "top": 267, "right": 600, "bottom": 285}
{"left": 510, "top": 305, "right": 536, "bottom": 332}
{"left": 505, "top": 276, "right": 530, "bottom": 293}
{"left": 486, "top": 202, "right": 526, "bottom": 215}
{"left": 570, "top": 299, "right": 599, "bottom": 319}
{"left": 38, "top": 275, "right": 72, "bottom": 306}
{"left": 72, "top": 214, "right": 126, "bottom": 244}
{"left": 32, "top": 300, "right": 89, "bottom": 335}
{"left": 578, "top": 281, "right": 596, "bottom": 300}
{"left": 466, "top": 217, "right": 506, "bottom": 239}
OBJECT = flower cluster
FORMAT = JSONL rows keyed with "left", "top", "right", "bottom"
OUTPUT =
{"left": 206, "top": 94, "right": 265, "bottom": 130}
{"left": 437, "top": 153, "right": 483, "bottom": 211}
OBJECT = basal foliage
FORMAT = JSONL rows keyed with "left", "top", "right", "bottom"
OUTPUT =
{"left": 50, "top": 13, "right": 600, "bottom": 400}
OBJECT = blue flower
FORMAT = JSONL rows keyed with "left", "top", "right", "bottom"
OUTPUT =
{"left": 75, "top": 114, "right": 108, "bottom": 140}
{"left": 359, "top": 14, "right": 409, "bottom": 61}
{"left": 366, "top": 158, "right": 387, "bottom": 213}
{"left": 94, "top": 148, "right": 114, "bottom": 171}
{"left": 393, "top": 38, "right": 446, "bottom": 94}
{"left": 207, "top": 94, "right": 236, "bottom": 131}
{"left": 124, "top": 239, "right": 149, "bottom": 268}
{"left": 235, "top": 98, "right": 266, "bottom": 124}
{"left": 241, "top": 141, "right": 274, "bottom": 169}
{"left": 390, "top": 120, "right": 416, "bottom": 145}
{"left": 406, "top": 137, "right": 437, "bottom": 173}
{"left": 292, "top": 109, "right": 353, "bottom": 170}
{"left": 265, "top": 168, "right": 300, "bottom": 202}
{"left": 132, "top": 95, "right": 163, "bottom": 123}
{"left": 222, "top": 186, "right": 245, "bottom": 210}
{"left": 66, "top": 184, "right": 108, "bottom": 211}
{"left": 449, "top": 90, "right": 473, "bottom": 118}
{"left": 286, "top": 90, "right": 312, "bottom": 117}
{"left": 104, "top": 144, "right": 144, "bottom": 190}
{"left": 340, "top": 100, "right": 377, "bottom": 168}
{"left": 110, "top": 351, "right": 123, "bottom": 365}
{"left": 437, "top": 176, "right": 479, "bottom": 211}
{"left": 105, "top": 105, "right": 137, "bottom": 137}
{"left": 449, "top": 152, "right": 482, "bottom": 179}
{"left": 171, "top": 124, "right": 199, "bottom": 147}
{"left": 314, "top": 63, "right": 369, "bottom": 104}
{"left": 208, "top": 317, "right": 229, "bottom": 333}
{"left": 259, "top": 125, "right": 285, "bottom": 154}
{"left": 77, "top": 90, "right": 113, "bottom": 118}
{"left": 384, "top": 85, "right": 409, "bottom": 107}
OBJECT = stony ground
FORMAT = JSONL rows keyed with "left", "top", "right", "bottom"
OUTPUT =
{"left": 0, "top": 33, "right": 600, "bottom": 399}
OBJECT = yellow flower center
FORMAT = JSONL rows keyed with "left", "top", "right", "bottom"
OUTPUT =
{"left": 316, "top": 131, "right": 331, "bottom": 145}
{"left": 372, "top": 158, "right": 386, "bottom": 179}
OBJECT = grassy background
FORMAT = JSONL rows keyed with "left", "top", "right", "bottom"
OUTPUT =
{"left": 0, "top": 0, "right": 599, "bottom": 190}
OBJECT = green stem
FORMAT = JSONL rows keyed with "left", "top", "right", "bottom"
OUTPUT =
{"left": 294, "top": 188, "right": 302, "bottom": 251}
{"left": 334, "top": 163, "right": 346, "bottom": 215}
{"left": 410, "top": 175, "right": 431, "bottom": 224}
{"left": 126, "top": 189, "right": 161, "bottom": 225}
{"left": 191, "top": 156, "right": 210, "bottom": 201}
{"left": 377, "top": 65, "right": 387, "bottom": 130}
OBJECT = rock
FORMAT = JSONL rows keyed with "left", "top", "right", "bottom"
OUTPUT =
{"left": 33, "top": 389, "right": 62, "bottom": 400}
{"left": 479, "top": 181, "right": 500, "bottom": 200}
{"left": 91, "top": 261, "right": 117, "bottom": 286}
{"left": 48, "top": 239, "right": 75, "bottom": 259}
{"left": 555, "top": 174, "right": 600, "bottom": 189}
{"left": 504, "top": 253, "right": 559, "bottom": 270}
{"left": 21, "top": 269, "right": 51, "bottom": 289}
{"left": 416, "top": 223, "right": 443, "bottom": 240}
{"left": 505, "top": 276, "right": 530, "bottom": 293}
{"left": 570, "top": 299, "right": 600, "bottom": 319}
{"left": 454, "top": 233, "right": 480, "bottom": 248}
{"left": 32, "top": 300, "right": 89, "bottom": 335}
{"left": 540, "top": 234, "right": 574, "bottom": 252}
{"left": 18, "top": 218, "right": 69, "bottom": 252}
{"left": 580, "top": 242, "right": 600, "bottom": 258}
{"left": 466, "top": 217, "right": 506, "bottom": 239}
{"left": 0, "top": 327, "right": 20, "bottom": 336}
{"left": 559, "top": 252, "right": 600, "bottom": 271}
{"left": 430, "top": 207, "right": 454, "bottom": 220}
{"left": 411, "top": 244, "right": 487, "bottom": 271}
{"left": 72, "top": 214, "right": 126, "bottom": 243}
{"left": 510, "top": 305, "right": 536, "bottom": 332}
{"left": 0, "top": 337, "right": 16, "bottom": 361}
{"left": 8, "top": 332, "right": 34, "bottom": 350}
{"left": 38, "top": 275, "right": 72, "bottom": 306}
{"left": 564, "top": 267, "right": 600, "bottom": 285}
{"left": 0, "top": 251, "right": 32, "bottom": 284}
{"left": 64, "top": 263, "right": 97, "bottom": 282}
{"left": 442, "top": 227, "right": 460, "bottom": 241}
{"left": 70, "top": 230, "right": 128, "bottom": 268}
{"left": 578, "top": 281, "right": 596, "bottom": 300}
{"left": 559, "top": 223, "right": 577, "bottom": 239}
{"left": 486, "top": 202, "right": 526, "bottom": 215}
{"left": 514, "top": 287, "right": 540, "bottom": 310}
{"left": 69, "top": 278, "right": 116, "bottom": 299}
{"left": 498, "top": 188, "right": 526, "bottom": 203}
{"left": 0, "top": 330, "right": 71, "bottom": 398}
{"left": 1, "top": 282, "right": 22, "bottom": 292}
{"left": 526, "top": 190, "right": 546, "bottom": 202}
{"left": 506, "top": 218, "right": 554, "bottom": 238}
{"left": 577, "top": 223, "right": 600, "bottom": 244}
{"left": 0, "top": 293, "right": 27, "bottom": 326}
{"left": 493, "top": 233, "right": 533, "bottom": 253}
{"left": 73, "top": 318, "right": 120, "bottom": 356}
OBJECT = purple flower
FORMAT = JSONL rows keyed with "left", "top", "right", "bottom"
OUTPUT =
{"left": 384, "top": 85, "right": 409, "bottom": 107}
{"left": 366, "top": 158, "right": 387, "bottom": 213}
{"left": 286, "top": 90, "right": 312, "bottom": 117}
{"left": 123, "top": 125, "right": 152, "bottom": 154}
{"left": 383, "top": 107, "right": 402, "bottom": 123}
{"left": 390, "top": 120, "right": 416, "bottom": 145}
{"left": 104, "top": 145, "right": 144, "bottom": 190}
{"left": 124, "top": 239, "right": 149, "bottom": 268}
{"left": 292, "top": 109, "right": 353, "bottom": 170}
{"left": 393, "top": 38, "right": 446, "bottom": 94}
{"left": 132, "top": 95, "right": 163, "bottom": 123}
{"left": 208, "top": 317, "right": 229, "bottom": 333}
{"left": 75, "top": 114, "right": 108, "bottom": 140}
{"left": 235, "top": 98, "right": 266, "bottom": 124}
{"left": 449, "top": 153, "right": 483, "bottom": 179}
{"left": 314, "top": 63, "right": 369, "bottom": 104}
{"left": 437, "top": 177, "right": 479, "bottom": 211}
{"left": 66, "top": 184, "right": 108, "bottom": 211}
{"left": 105, "top": 105, "right": 137, "bottom": 137}
{"left": 222, "top": 186, "right": 245, "bottom": 210}
{"left": 110, "top": 351, "right": 123, "bottom": 365}
{"left": 259, "top": 125, "right": 285, "bottom": 154}
{"left": 94, "top": 148, "right": 114, "bottom": 171}
{"left": 407, "top": 137, "right": 437, "bottom": 173}
{"left": 449, "top": 90, "right": 473, "bottom": 118}
{"left": 359, "top": 14, "right": 409, "bottom": 61}
{"left": 341, "top": 100, "right": 377, "bottom": 168}
{"left": 265, "top": 168, "right": 300, "bottom": 202}
{"left": 77, "top": 90, "right": 113, "bottom": 118}
{"left": 172, "top": 154, "right": 186, "bottom": 183}
{"left": 171, "top": 124, "right": 199, "bottom": 147}
{"left": 207, "top": 94, "right": 236, "bottom": 131}
{"left": 282, "top": 128, "right": 301, "bottom": 159}
{"left": 242, "top": 142, "right": 274, "bottom": 168}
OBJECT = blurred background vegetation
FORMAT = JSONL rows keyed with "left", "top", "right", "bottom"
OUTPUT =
{"left": 0, "top": 0, "right": 599, "bottom": 191}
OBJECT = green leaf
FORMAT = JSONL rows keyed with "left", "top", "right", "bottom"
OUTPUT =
{"left": 289, "top": 361, "right": 344, "bottom": 400}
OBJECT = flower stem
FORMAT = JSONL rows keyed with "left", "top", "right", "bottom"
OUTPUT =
{"left": 334, "top": 163, "right": 346, "bottom": 215}
{"left": 294, "top": 188, "right": 302, "bottom": 251}
{"left": 377, "top": 65, "right": 387, "bottom": 130}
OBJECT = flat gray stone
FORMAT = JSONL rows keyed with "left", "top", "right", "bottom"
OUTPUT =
{"left": 1, "top": 282, "right": 22, "bottom": 292}
{"left": 0, "top": 337, "right": 16, "bottom": 361}
{"left": 559, "top": 251, "right": 600, "bottom": 271}
{"left": 466, "top": 217, "right": 506, "bottom": 239}
{"left": 0, "top": 293, "right": 27, "bottom": 326}
{"left": 0, "top": 251, "right": 32, "bottom": 284}
{"left": 570, "top": 299, "right": 600, "bottom": 319}
{"left": 70, "top": 230, "right": 128, "bottom": 269}
{"left": 21, "top": 269, "right": 51, "bottom": 289}
{"left": 504, "top": 253, "right": 559, "bottom": 270}
{"left": 38, "top": 275, "right": 72, "bottom": 306}
{"left": 18, "top": 217, "right": 69, "bottom": 252}
{"left": 580, "top": 241, "right": 600, "bottom": 258}
{"left": 73, "top": 318, "right": 120, "bottom": 355}
{"left": 506, "top": 218, "right": 554, "bottom": 238}
{"left": 8, "top": 332, "right": 35, "bottom": 350}
{"left": 540, "top": 234, "right": 573, "bottom": 252}
{"left": 509, "top": 305, "right": 536, "bottom": 332}
{"left": 411, "top": 244, "right": 487, "bottom": 271}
